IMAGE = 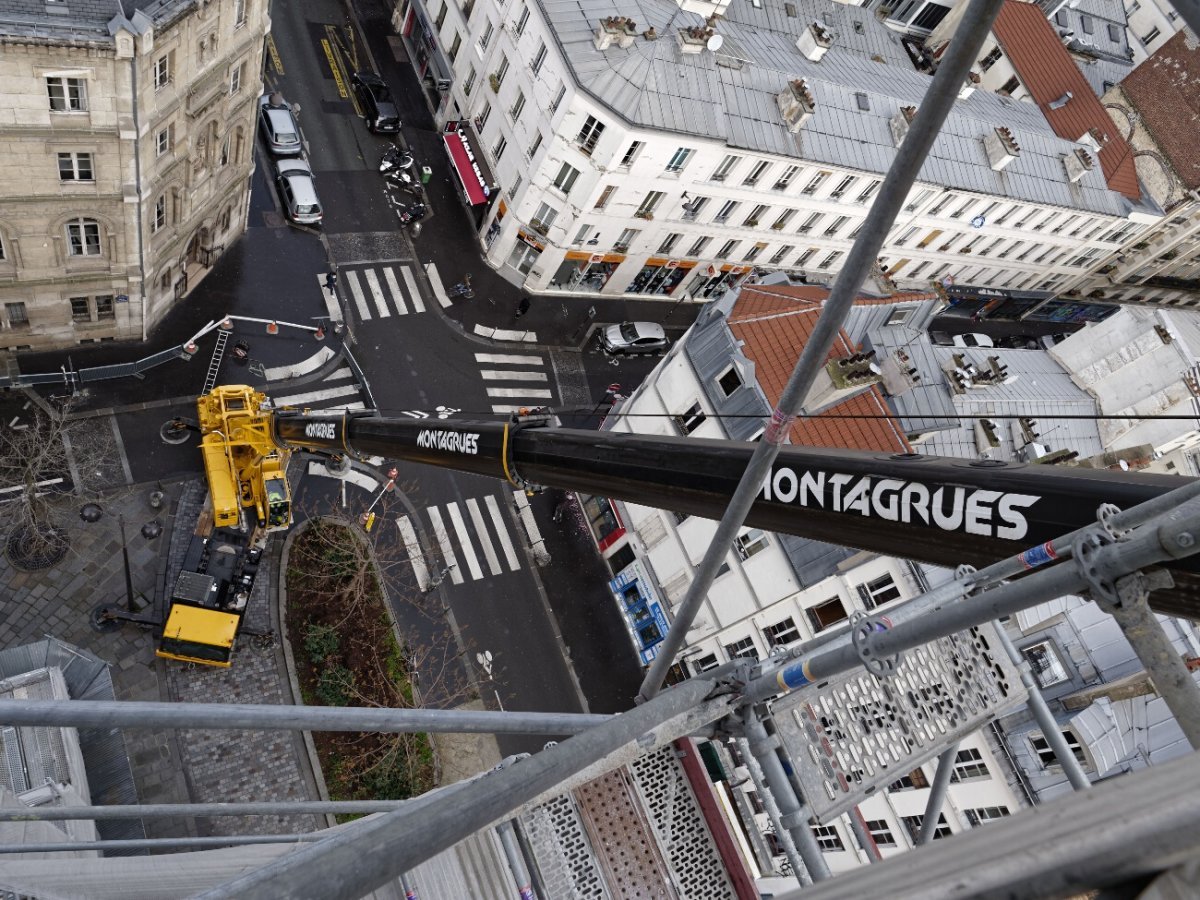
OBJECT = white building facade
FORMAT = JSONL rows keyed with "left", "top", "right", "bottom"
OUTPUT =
{"left": 396, "top": 0, "right": 1154, "bottom": 305}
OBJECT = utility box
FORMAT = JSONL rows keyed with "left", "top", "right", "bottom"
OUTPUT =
{"left": 420, "top": 165, "right": 432, "bottom": 184}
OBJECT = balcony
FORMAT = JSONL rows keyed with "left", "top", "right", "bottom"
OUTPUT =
{"left": 529, "top": 219, "right": 551, "bottom": 236}
{"left": 613, "top": 242, "right": 631, "bottom": 253}
{"left": 634, "top": 210, "right": 655, "bottom": 220}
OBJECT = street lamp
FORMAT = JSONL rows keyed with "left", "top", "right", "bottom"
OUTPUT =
{"left": 79, "top": 503, "right": 158, "bottom": 614}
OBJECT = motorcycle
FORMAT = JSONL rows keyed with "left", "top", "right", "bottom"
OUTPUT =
{"left": 385, "top": 167, "right": 424, "bottom": 196}
{"left": 379, "top": 146, "right": 414, "bottom": 174}
{"left": 396, "top": 202, "right": 427, "bottom": 226}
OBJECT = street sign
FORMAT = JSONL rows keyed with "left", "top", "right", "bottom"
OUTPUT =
{"left": 971, "top": 215, "right": 986, "bottom": 229}
{"left": 116, "top": 294, "right": 129, "bottom": 303}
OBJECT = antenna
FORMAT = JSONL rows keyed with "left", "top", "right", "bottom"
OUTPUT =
{"left": 707, "top": 33, "right": 724, "bottom": 52}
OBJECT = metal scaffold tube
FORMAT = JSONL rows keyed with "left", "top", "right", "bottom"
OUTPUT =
{"left": 197, "top": 677, "right": 729, "bottom": 900}
{"left": 0, "top": 835, "right": 326, "bottom": 854}
{"left": 917, "top": 743, "right": 958, "bottom": 846}
{"left": 0, "top": 700, "right": 610, "bottom": 735}
{"left": 636, "top": 0, "right": 1007, "bottom": 703}
{"left": 736, "top": 737, "right": 811, "bottom": 885}
{"left": 0, "top": 801, "right": 410, "bottom": 822}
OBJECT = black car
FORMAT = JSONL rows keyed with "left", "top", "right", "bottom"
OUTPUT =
{"left": 351, "top": 72, "right": 400, "bottom": 133}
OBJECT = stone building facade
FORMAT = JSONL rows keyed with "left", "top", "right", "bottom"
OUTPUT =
{"left": 0, "top": 0, "right": 268, "bottom": 353}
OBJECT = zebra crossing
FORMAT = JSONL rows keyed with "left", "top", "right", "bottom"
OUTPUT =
{"left": 398, "top": 494, "right": 523, "bottom": 589}
{"left": 270, "top": 363, "right": 366, "bottom": 412}
{"left": 333, "top": 263, "right": 427, "bottom": 323}
{"left": 476, "top": 352, "right": 554, "bottom": 415}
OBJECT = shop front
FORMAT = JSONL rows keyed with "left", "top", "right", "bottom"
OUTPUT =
{"left": 608, "top": 559, "right": 670, "bottom": 665}
{"left": 1023, "top": 297, "right": 1119, "bottom": 324}
{"left": 943, "top": 285, "right": 1053, "bottom": 321}
{"left": 399, "top": 1, "right": 454, "bottom": 114}
{"left": 442, "top": 121, "right": 496, "bottom": 226}
{"left": 506, "top": 227, "right": 545, "bottom": 276}
{"left": 551, "top": 251, "right": 626, "bottom": 292}
{"left": 685, "top": 263, "right": 752, "bottom": 300}
{"left": 624, "top": 258, "right": 695, "bottom": 295}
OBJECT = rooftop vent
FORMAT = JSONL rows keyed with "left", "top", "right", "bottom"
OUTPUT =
{"left": 1048, "top": 90, "right": 1073, "bottom": 110}
{"left": 984, "top": 126, "right": 1021, "bottom": 171}
{"left": 777, "top": 79, "right": 816, "bottom": 133}
{"left": 797, "top": 22, "right": 833, "bottom": 62}
{"left": 595, "top": 16, "right": 637, "bottom": 51}
{"left": 1078, "top": 127, "right": 1108, "bottom": 153}
{"left": 890, "top": 105, "right": 918, "bottom": 148}
{"left": 1063, "top": 147, "right": 1094, "bottom": 183}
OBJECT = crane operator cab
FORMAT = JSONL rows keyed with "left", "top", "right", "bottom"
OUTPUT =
{"left": 264, "top": 475, "right": 290, "bottom": 530}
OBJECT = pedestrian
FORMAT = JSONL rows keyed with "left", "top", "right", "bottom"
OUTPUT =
{"left": 516, "top": 296, "right": 531, "bottom": 318}
{"left": 324, "top": 270, "right": 337, "bottom": 293}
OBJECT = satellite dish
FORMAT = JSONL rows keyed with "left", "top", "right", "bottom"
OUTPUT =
{"left": 707, "top": 33, "right": 724, "bottom": 52}
{"left": 1119, "top": 459, "right": 1130, "bottom": 471}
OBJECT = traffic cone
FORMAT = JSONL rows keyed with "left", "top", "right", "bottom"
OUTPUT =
{"left": 266, "top": 321, "right": 279, "bottom": 335}
{"left": 314, "top": 323, "right": 326, "bottom": 341}
{"left": 184, "top": 341, "right": 198, "bottom": 355}
{"left": 220, "top": 317, "right": 233, "bottom": 330}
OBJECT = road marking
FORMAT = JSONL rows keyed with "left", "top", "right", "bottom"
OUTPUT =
{"left": 401, "top": 265, "right": 425, "bottom": 313}
{"left": 475, "top": 353, "right": 544, "bottom": 366}
{"left": 306, "top": 461, "right": 379, "bottom": 493}
{"left": 480, "top": 370, "right": 548, "bottom": 382}
{"left": 466, "top": 498, "right": 503, "bottom": 576}
{"left": 320, "top": 38, "right": 348, "bottom": 98}
{"left": 490, "top": 404, "right": 526, "bottom": 414}
{"left": 397, "top": 516, "right": 430, "bottom": 591}
{"left": 266, "top": 35, "right": 284, "bottom": 74}
{"left": 485, "top": 495, "right": 521, "bottom": 571}
{"left": 274, "top": 384, "right": 360, "bottom": 405}
{"left": 108, "top": 414, "right": 134, "bottom": 485}
{"left": 445, "top": 502, "right": 484, "bottom": 581}
{"left": 315, "top": 274, "right": 343, "bottom": 323}
{"left": 426, "top": 507, "right": 464, "bottom": 584}
{"left": 486, "top": 387, "right": 553, "bottom": 399}
{"left": 363, "top": 268, "right": 390, "bottom": 318}
{"left": 424, "top": 262, "right": 452, "bottom": 308}
{"left": 344, "top": 270, "right": 371, "bottom": 321}
{"left": 382, "top": 267, "right": 408, "bottom": 315}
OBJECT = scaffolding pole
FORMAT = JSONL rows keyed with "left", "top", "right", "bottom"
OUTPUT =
{"left": 196, "top": 677, "right": 729, "bottom": 900}
{"left": 497, "top": 820, "right": 536, "bottom": 900}
{"left": 636, "top": 0, "right": 1007, "bottom": 704}
{"left": 917, "top": 743, "right": 958, "bottom": 846}
{"left": 0, "top": 801, "right": 410, "bottom": 822}
{"left": 0, "top": 835, "right": 326, "bottom": 854}
{"left": 0, "top": 700, "right": 609, "bottom": 735}
{"left": 736, "top": 737, "right": 810, "bottom": 885}
{"left": 845, "top": 808, "right": 882, "bottom": 864}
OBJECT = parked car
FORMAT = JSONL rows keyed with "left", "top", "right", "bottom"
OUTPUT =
{"left": 274, "top": 159, "right": 322, "bottom": 225}
{"left": 258, "top": 93, "right": 302, "bottom": 157}
{"left": 351, "top": 72, "right": 401, "bottom": 133}
{"left": 951, "top": 332, "right": 995, "bottom": 349}
{"left": 600, "top": 322, "right": 669, "bottom": 355}
{"left": 1039, "top": 332, "right": 1070, "bottom": 351}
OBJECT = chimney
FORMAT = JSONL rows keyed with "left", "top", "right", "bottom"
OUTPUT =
{"left": 796, "top": 21, "right": 833, "bottom": 62}
{"left": 1063, "top": 147, "right": 1094, "bottom": 183}
{"left": 890, "top": 105, "right": 917, "bottom": 148}
{"left": 777, "top": 79, "right": 816, "bottom": 133}
{"left": 595, "top": 16, "right": 637, "bottom": 50}
{"left": 958, "top": 70, "right": 982, "bottom": 100}
{"left": 676, "top": 24, "right": 711, "bottom": 54}
{"left": 984, "top": 126, "right": 1021, "bottom": 171}
{"left": 1048, "top": 90, "right": 1073, "bottom": 110}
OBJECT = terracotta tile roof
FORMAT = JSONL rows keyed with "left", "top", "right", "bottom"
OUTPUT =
{"left": 991, "top": 1, "right": 1141, "bottom": 201}
{"left": 726, "top": 285, "right": 919, "bottom": 453}
{"left": 1118, "top": 30, "right": 1200, "bottom": 192}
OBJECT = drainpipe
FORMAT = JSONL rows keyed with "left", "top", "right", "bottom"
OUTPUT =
{"left": 128, "top": 53, "right": 148, "bottom": 343}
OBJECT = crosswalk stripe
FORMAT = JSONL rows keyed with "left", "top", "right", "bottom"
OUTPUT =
{"left": 316, "top": 274, "right": 343, "bottom": 323}
{"left": 425, "top": 262, "right": 452, "bottom": 308}
{"left": 401, "top": 265, "right": 425, "bottom": 314}
{"left": 426, "top": 507, "right": 464, "bottom": 585}
{"left": 486, "top": 387, "right": 553, "bottom": 398}
{"left": 485, "top": 495, "right": 521, "bottom": 572}
{"left": 475, "top": 353, "right": 544, "bottom": 366}
{"left": 480, "top": 370, "right": 548, "bottom": 382}
{"left": 345, "top": 270, "right": 371, "bottom": 321}
{"left": 274, "top": 384, "right": 361, "bottom": 405}
{"left": 466, "top": 498, "right": 503, "bottom": 576}
{"left": 445, "top": 502, "right": 484, "bottom": 580}
{"left": 382, "top": 267, "right": 409, "bottom": 315}
{"left": 363, "top": 268, "right": 391, "bottom": 318}
{"left": 490, "top": 404, "right": 526, "bottom": 414}
{"left": 396, "top": 516, "right": 430, "bottom": 591}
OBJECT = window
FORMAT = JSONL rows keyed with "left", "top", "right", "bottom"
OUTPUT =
{"left": 228, "top": 61, "right": 245, "bottom": 94}
{"left": 491, "top": 135, "right": 507, "bottom": 161}
{"left": 711, "top": 154, "right": 741, "bottom": 182}
{"left": 687, "top": 236, "right": 711, "bottom": 257}
{"left": 733, "top": 528, "right": 769, "bottom": 562}
{"left": 492, "top": 55, "right": 510, "bottom": 88}
{"left": 573, "top": 224, "right": 594, "bottom": 244}
{"left": 763, "top": 617, "right": 800, "bottom": 648}
{"left": 1141, "top": 26, "right": 1161, "bottom": 45}
{"left": 1030, "top": 729, "right": 1087, "bottom": 768}
{"left": 658, "top": 233, "right": 682, "bottom": 254}
{"left": 691, "top": 653, "right": 718, "bottom": 675}
{"left": 613, "top": 227, "right": 638, "bottom": 251}
{"left": 435, "top": 2, "right": 448, "bottom": 28}
{"left": 510, "top": 91, "right": 525, "bottom": 120}
{"left": 549, "top": 83, "right": 566, "bottom": 113}
{"left": 1080, "top": 15, "right": 1094, "bottom": 34}
{"left": 57, "top": 152, "right": 93, "bottom": 182}
{"left": 745, "top": 204, "right": 769, "bottom": 227}
{"left": 819, "top": 250, "right": 843, "bottom": 269}
{"left": 462, "top": 0, "right": 475, "bottom": 19}
{"left": 895, "top": 226, "right": 920, "bottom": 247}
{"left": 798, "top": 212, "right": 822, "bottom": 234}
{"left": 965, "top": 807, "right": 1010, "bottom": 826}
{"left": 811, "top": 825, "right": 844, "bottom": 852}
{"left": 65, "top": 218, "right": 101, "bottom": 256}
{"left": 825, "top": 215, "right": 849, "bottom": 236}
{"left": 677, "top": 400, "right": 706, "bottom": 434}
{"left": 866, "top": 820, "right": 896, "bottom": 848}
{"left": 515, "top": 4, "right": 530, "bottom": 36}
{"left": 743, "top": 160, "right": 770, "bottom": 186}
{"left": 47, "top": 76, "right": 87, "bottom": 111}
{"left": 856, "top": 181, "right": 879, "bottom": 204}
{"left": 908, "top": 260, "right": 929, "bottom": 278}
{"left": 950, "top": 747, "right": 990, "bottom": 782}
{"left": 905, "top": 188, "right": 934, "bottom": 212}
{"left": 531, "top": 42, "right": 547, "bottom": 74}
{"left": 714, "top": 200, "right": 739, "bottom": 223}
{"left": 70, "top": 297, "right": 91, "bottom": 322}
{"left": 774, "top": 165, "right": 800, "bottom": 190}
{"left": 796, "top": 247, "right": 818, "bottom": 267}
{"left": 682, "top": 195, "right": 708, "bottom": 220}
{"left": 95, "top": 295, "right": 114, "bottom": 320}
{"left": 900, "top": 814, "right": 951, "bottom": 842}
{"left": 830, "top": 175, "right": 856, "bottom": 199}
{"left": 950, "top": 198, "right": 975, "bottom": 219}
{"left": 527, "top": 132, "right": 543, "bottom": 159}
{"left": 594, "top": 185, "right": 616, "bottom": 209}
{"left": 576, "top": 115, "right": 605, "bottom": 155}
{"left": 448, "top": 33, "right": 462, "bottom": 61}
{"left": 479, "top": 20, "right": 495, "bottom": 51}
{"left": 553, "top": 162, "right": 580, "bottom": 194}
{"left": 980, "top": 46, "right": 1003, "bottom": 71}
{"left": 1022, "top": 641, "right": 1069, "bottom": 687}
{"left": 724, "top": 637, "right": 759, "bottom": 661}
{"left": 234, "top": 0, "right": 247, "bottom": 26}
{"left": 154, "top": 52, "right": 174, "bottom": 89}
{"left": 635, "top": 191, "right": 664, "bottom": 219}
{"left": 717, "top": 240, "right": 739, "bottom": 258}
{"left": 769, "top": 244, "right": 794, "bottom": 265}
{"left": 463, "top": 66, "right": 477, "bottom": 96}
{"left": 6, "top": 302, "right": 29, "bottom": 327}
{"left": 999, "top": 76, "right": 1021, "bottom": 96}
{"left": 807, "top": 596, "right": 848, "bottom": 632}
{"left": 772, "top": 209, "right": 796, "bottom": 231}
{"left": 619, "top": 141, "right": 643, "bottom": 167}
{"left": 152, "top": 194, "right": 168, "bottom": 233}
{"left": 665, "top": 147, "right": 694, "bottom": 174}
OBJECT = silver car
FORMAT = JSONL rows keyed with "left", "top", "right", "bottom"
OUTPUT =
{"left": 258, "top": 93, "right": 302, "bottom": 157}
{"left": 275, "top": 159, "right": 322, "bottom": 225}
{"left": 600, "top": 321, "right": 669, "bottom": 355}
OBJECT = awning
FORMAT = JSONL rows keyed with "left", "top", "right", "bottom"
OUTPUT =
{"left": 443, "top": 129, "right": 490, "bottom": 206}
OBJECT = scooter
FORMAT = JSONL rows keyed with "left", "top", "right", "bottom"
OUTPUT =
{"left": 448, "top": 276, "right": 473, "bottom": 299}
{"left": 379, "top": 146, "right": 414, "bottom": 173}
{"left": 385, "top": 167, "right": 424, "bottom": 196}
{"left": 396, "top": 203, "right": 428, "bottom": 226}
